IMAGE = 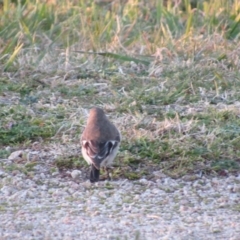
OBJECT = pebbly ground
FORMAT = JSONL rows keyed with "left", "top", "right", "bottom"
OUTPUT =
{"left": 0, "top": 161, "right": 240, "bottom": 240}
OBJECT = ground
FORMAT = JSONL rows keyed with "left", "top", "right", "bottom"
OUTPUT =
{"left": 0, "top": 0, "right": 240, "bottom": 239}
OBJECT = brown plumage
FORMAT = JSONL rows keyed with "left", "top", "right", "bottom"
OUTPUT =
{"left": 81, "top": 107, "right": 121, "bottom": 182}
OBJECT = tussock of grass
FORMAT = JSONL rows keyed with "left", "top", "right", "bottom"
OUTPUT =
{"left": 0, "top": 0, "right": 240, "bottom": 178}
{"left": 55, "top": 156, "right": 85, "bottom": 171}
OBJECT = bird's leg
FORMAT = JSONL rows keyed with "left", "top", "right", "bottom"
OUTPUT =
{"left": 90, "top": 165, "right": 100, "bottom": 183}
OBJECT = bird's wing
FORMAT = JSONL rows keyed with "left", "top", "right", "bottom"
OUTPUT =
{"left": 82, "top": 140, "right": 119, "bottom": 169}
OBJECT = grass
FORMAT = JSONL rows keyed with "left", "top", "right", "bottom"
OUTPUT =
{"left": 0, "top": 0, "right": 240, "bottom": 178}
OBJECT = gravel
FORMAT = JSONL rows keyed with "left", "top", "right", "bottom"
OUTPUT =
{"left": 0, "top": 162, "right": 240, "bottom": 240}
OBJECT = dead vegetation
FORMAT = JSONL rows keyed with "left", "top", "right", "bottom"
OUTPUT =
{"left": 0, "top": 0, "right": 240, "bottom": 179}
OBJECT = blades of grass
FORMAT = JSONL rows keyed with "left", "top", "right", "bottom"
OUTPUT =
{"left": 156, "top": 0, "right": 162, "bottom": 26}
{"left": 4, "top": 42, "right": 23, "bottom": 71}
{"left": 99, "top": 14, "right": 115, "bottom": 43}
{"left": 217, "top": 53, "right": 227, "bottom": 61}
{"left": 73, "top": 51, "right": 151, "bottom": 65}
{"left": 184, "top": 0, "right": 191, "bottom": 13}
{"left": 160, "top": 21, "right": 174, "bottom": 42}
{"left": 213, "top": 79, "right": 219, "bottom": 97}
{"left": 226, "top": 19, "right": 240, "bottom": 39}
{"left": 3, "top": 0, "right": 10, "bottom": 12}
{"left": 95, "top": 52, "right": 151, "bottom": 65}
{"left": 162, "top": 8, "right": 179, "bottom": 37}
{"left": 214, "top": 71, "right": 228, "bottom": 88}
{"left": 0, "top": 37, "right": 19, "bottom": 56}
{"left": 185, "top": 11, "right": 193, "bottom": 36}
{"left": 19, "top": 19, "right": 32, "bottom": 41}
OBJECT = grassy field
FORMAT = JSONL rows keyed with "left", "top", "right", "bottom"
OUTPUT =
{"left": 0, "top": 0, "right": 240, "bottom": 180}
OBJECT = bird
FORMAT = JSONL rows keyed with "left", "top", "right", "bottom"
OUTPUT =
{"left": 81, "top": 107, "right": 121, "bottom": 183}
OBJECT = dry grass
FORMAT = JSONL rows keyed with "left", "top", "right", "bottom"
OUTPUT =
{"left": 0, "top": 0, "right": 240, "bottom": 179}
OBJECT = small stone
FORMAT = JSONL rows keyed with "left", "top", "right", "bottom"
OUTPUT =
{"left": 153, "top": 171, "right": 167, "bottom": 179}
{"left": 1, "top": 186, "right": 14, "bottom": 196}
{"left": 27, "top": 190, "right": 36, "bottom": 198}
{"left": 182, "top": 174, "right": 199, "bottom": 181}
{"left": 0, "top": 170, "right": 6, "bottom": 177}
{"left": 98, "top": 192, "right": 107, "bottom": 198}
{"left": 52, "top": 171, "right": 59, "bottom": 177}
{"left": 71, "top": 170, "right": 82, "bottom": 179}
{"left": 40, "top": 173, "right": 46, "bottom": 179}
{"left": 12, "top": 170, "right": 21, "bottom": 176}
{"left": 179, "top": 205, "right": 188, "bottom": 212}
{"left": 40, "top": 185, "right": 48, "bottom": 191}
{"left": 139, "top": 178, "right": 148, "bottom": 185}
{"left": 5, "top": 146, "right": 11, "bottom": 152}
{"left": 27, "top": 151, "right": 40, "bottom": 161}
{"left": 8, "top": 150, "right": 26, "bottom": 162}
{"left": 9, "top": 190, "right": 28, "bottom": 202}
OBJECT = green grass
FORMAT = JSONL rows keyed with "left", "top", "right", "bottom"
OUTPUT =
{"left": 0, "top": 0, "right": 240, "bottom": 178}
{"left": 55, "top": 156, "right": 86, "bottom": 170}
{"left": 0, "top": 104, "right": 58, "bottom": 145}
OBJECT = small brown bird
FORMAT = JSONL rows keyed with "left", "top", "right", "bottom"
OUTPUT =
{"left": 81, "top": 107, "right": 121, "bottom": 182}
